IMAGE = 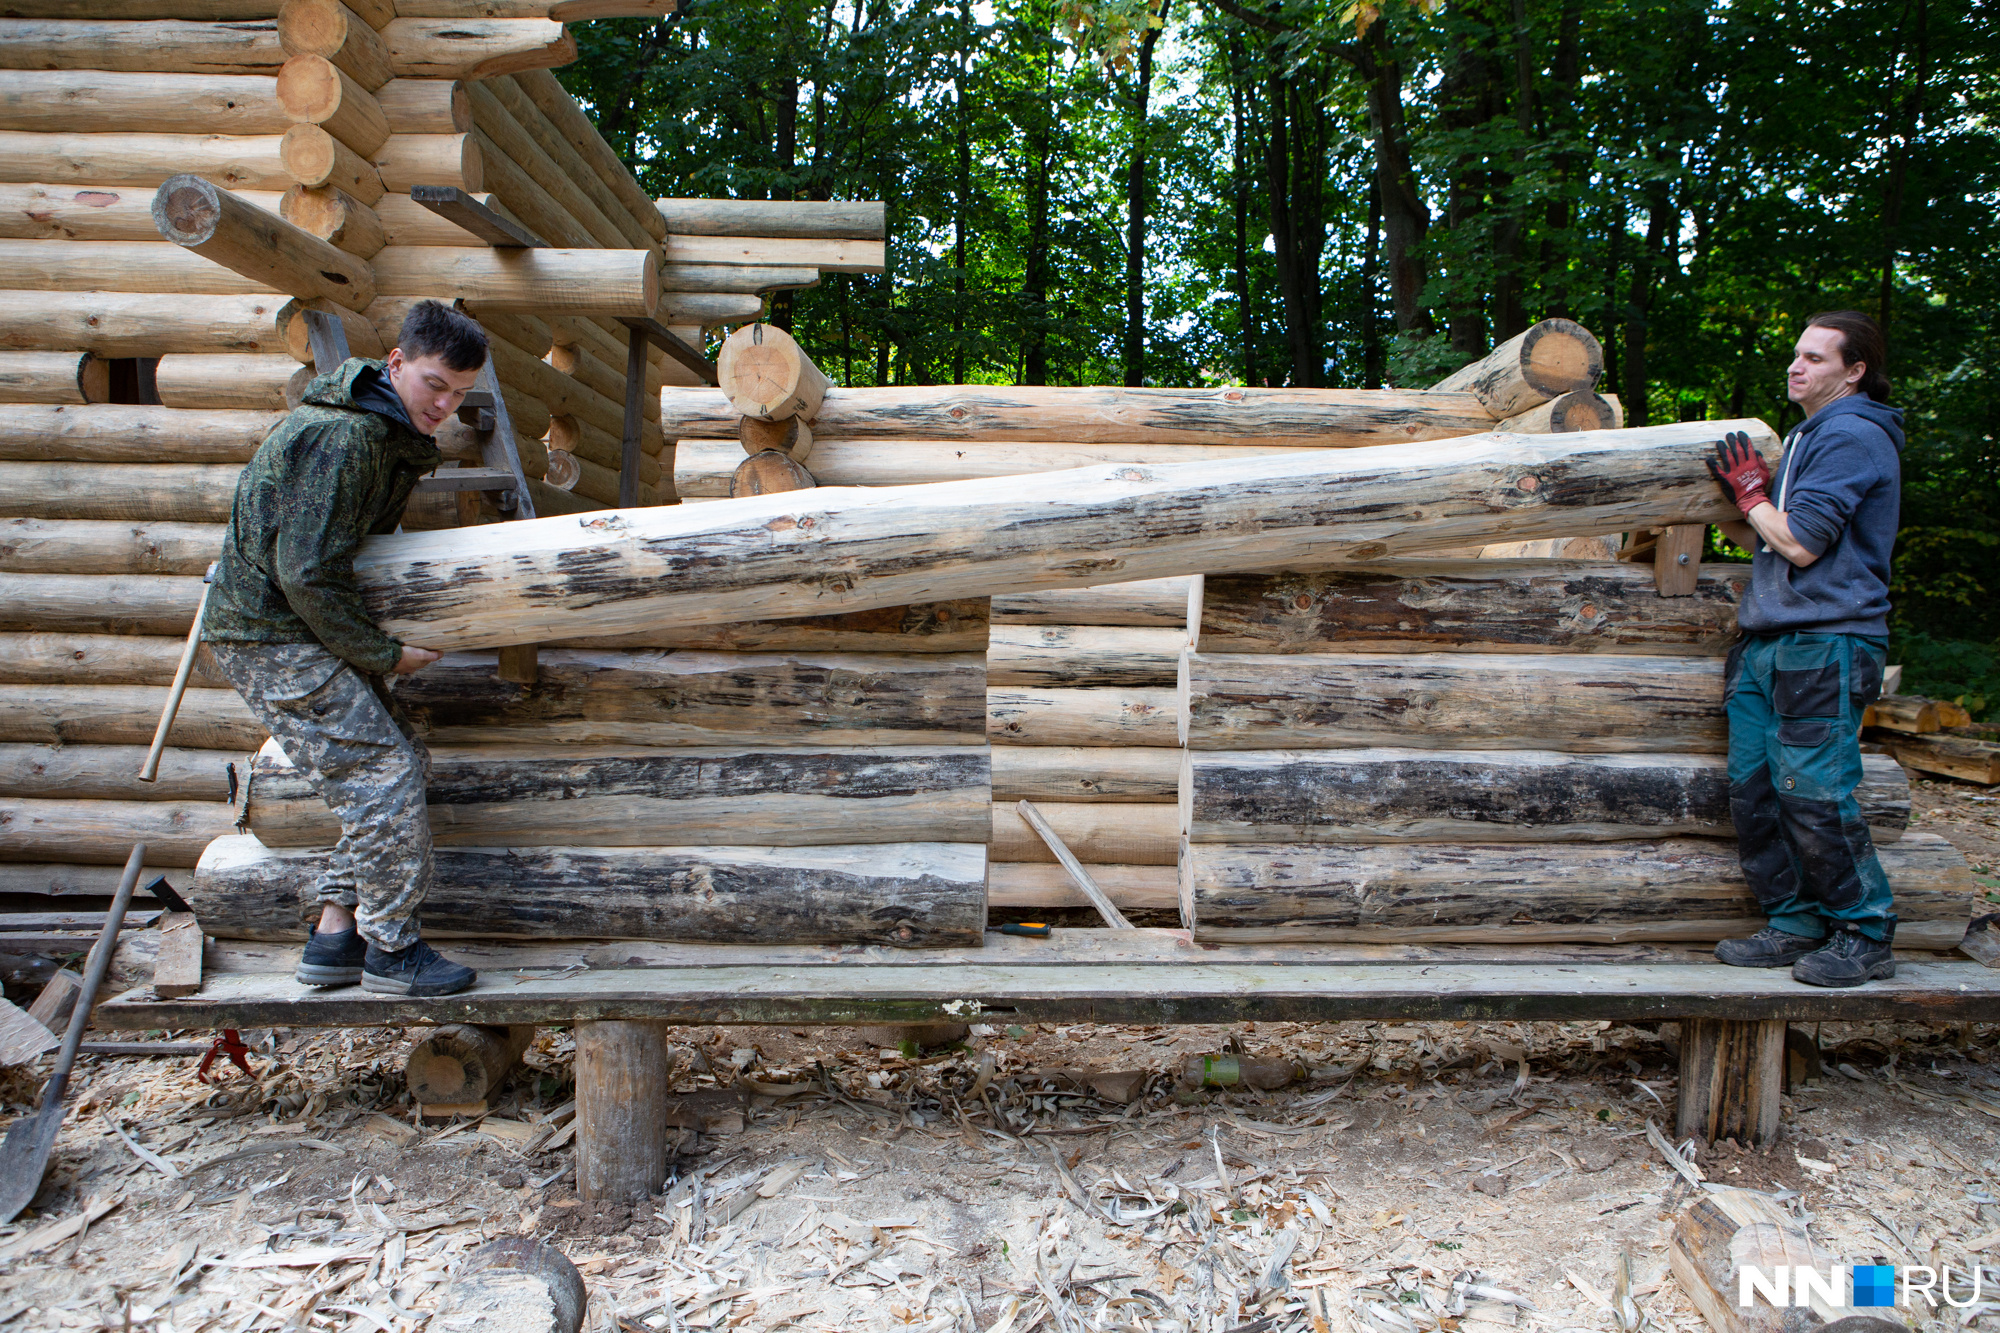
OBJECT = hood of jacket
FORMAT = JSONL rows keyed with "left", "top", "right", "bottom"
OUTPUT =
{"left": 1798, "top": 393, "right": 1905, "bottom": 453}
{"left": 301, "top": 357, "right": 437, "bottom": 458}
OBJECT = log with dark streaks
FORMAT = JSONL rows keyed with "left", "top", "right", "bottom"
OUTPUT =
{"left": 545, "top": 599, "right": 989, "bottom": 655}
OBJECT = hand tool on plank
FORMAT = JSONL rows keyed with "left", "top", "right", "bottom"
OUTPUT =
{"left": 1014, "top": 800, "right": 1134, "bottom": 930}
{"left": 0, "top": 843, "right": 146, "bottom": 1222}
{"left": 138, "top": 564, "right": 215, "bottom": 782}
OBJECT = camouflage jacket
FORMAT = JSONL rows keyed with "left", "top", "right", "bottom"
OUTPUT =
{"left": 202, "top": 358, "right": 441, "bottom": 675}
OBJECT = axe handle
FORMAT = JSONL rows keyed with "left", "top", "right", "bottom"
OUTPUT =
{"left": 138, "top": 577, "right": 214, "bottom": 783}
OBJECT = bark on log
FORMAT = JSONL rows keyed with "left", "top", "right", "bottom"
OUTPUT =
{"left": 188, "top": 833, "right": 989, "bottom": 946}
{"left": 671, "top": 437, "right": 1325, "bottom": 495}
{"left": 655, "top": 198, "right": 886, "bottom": 240}
{"left": 0, "top": 183, "right": 280, "bottom": 242}
{"left": 988, "top": 687, "right": 1179, "bottom": 748}
{"left": 547, "top": 600, "right": 989, "bottom": 655}
{"left": 1675, "top": 1022, "right": 1784, "bottom": 1148}
{"left": 1431, "top": 318, "right": 1604, "bottom": 418}
{"left": 1181, "top": 652, "right": 1726, "bottom": 753}
{"left": 405, "top": 1024, "right": 536, "bottom": 1106}
{"left": 0, "top": 798, "right": 241, "bottom": 868}
{"left": 371, "top": 246, "right": 659, "bottom": 316}
{"left": 389, "top": 649, "right": 989, "bottom": 748}
{"left": 276, "top": 53, "right": 389, "bottom": 158}
{"left": 0, "top": 19, "right": 286, "bottom": 74}
{"left": 658, "top": 384, "right": 1496, "bottom": 447}
{"left": 1874, "top": 733, "right": 2000, "bottom": 785}
{"left": 0, "top": 463, "right": 242, "bottom": 522}
{"left": 371, "top": 132, "right": 481, "bottom": 193}
{"left": 1863, "top": 695, "right": 1944, "bottom": 734}
{"left": 991, "top": 801, "right": 1177, "bottom": 866}
{"left": 280, "top": 123, "right": 384, "bottom": 202}
{"left": 155, "top": 355, "right": 302, "bottom": 410}
{"left": 0, "top": 70, "right": 285, "bottom": 134}
{"left": 0, "top": 238, "right": 283, "bottom": 296}
{"left": 0, "top": 131, "right": 290, "bottom": 192}
{"left": 1186, "top": 749, "right": 1910, "bottom": 844}
{"left": 278, "top": 0, "right": 392, "bottom": 90}
{"left": 376, "top": 77, "right": 470, "bottom": 133}
{"left": 1496, "top": 390, "right": 1619, "bottom": 434}
{"left": 0, "top": 292, "right": 287, "bottom": 356}
{"left": 380, "top": 18, "right": 574, "bottom": 80}
{"left": 990, "top": 746, "right": 1182, "bottom": 803}
{"left": 0, "top": 352, "right": 105, "bottom": 405}
{"left": 152, "top": 175, "right": 374, "bottom": 309}
{"left": 1667, "top": 1187, "right": 1838, "bottom": 1333}
{"left": 245, "top": 742, "right": 992, "bottom": 848}
{"left": 0, "top": 684, "right": 263, "bottom": 748}
{"left": 0, "top": 519, "right": 224, "bottom": 576}
{"left": 0, "top": 399, "right": 272, "bottom": 457}
{"left": 355, "top": 422, "right": 1773, "bottom": 653}
{"left": 1181, "top": 832, "right": 1978, "bottom": 947}
{"left": 1195, "top": 560, "right": 1747, "bottom": 656}
{"left": 992, "top": 577, "right": 1193, "bottom": 628}
{"left": 988, "top": 626, "right": 1184, "bottom": 688}
{"left": 511, "top": 69, "right": 664, "bottom": 242}
{"left": 0, "top": 633, "right": 229, "bottom": 686}
{"left": 0, "top": 573, "right": 208, "bottom": 635}
{"left": 988, "top": 863, "right": 1178, "bottom": 912}
{"left": 0, "top": 744, "right": 244, "bottom": 803}
{"left": 716, "top": 323, "right": 829, "bottom": 422}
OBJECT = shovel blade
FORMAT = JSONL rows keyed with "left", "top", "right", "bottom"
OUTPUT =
{"left": 0, "top": 1103, "right": 63, "bottom": 1223}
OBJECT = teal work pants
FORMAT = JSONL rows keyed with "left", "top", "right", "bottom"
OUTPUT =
{"left": 1724, "top": 631, "right": 1896, "bottom": 941}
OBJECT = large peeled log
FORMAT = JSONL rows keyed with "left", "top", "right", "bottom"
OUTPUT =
{"left": 187, "top": 834, "right": 988, "bottom": 947}
{"left": 153, "top": 174, "right": 375, "bottom": 310}
{"left": 1180, "top": 832, "right": 1979, "bottom": 947}
{"left": 1432, "top": 318, "right": 1604, "bottom": 418}
{"left": 716, "top": 322, "right": 829, "bottom": 421}
{"left": 352, "top": 420, "right": 1775, "bottom": 653}
{"left": 1195, "top": 560, "right": 1746, "bottom": 655}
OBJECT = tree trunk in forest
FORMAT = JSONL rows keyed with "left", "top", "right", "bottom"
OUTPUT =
{"left": 1355, "top": 17, "right": 1430, "bottom": 338}
{"left": 1877, "top": 0, "right": 1928, "bottom": 333}
{"left": 1123, "top": 14, "right": 1164, "bottom": 388}
{"left": 1440, "top": 1, "right": 1501, "bottom": 357}
{"left": 1263, "top": 74, "right": 1325, "bottom": 386}
{"left": 1490, "top": 0, "right": 1538, "bottom": 342}
{"left": 1362, "top": 179, "right": 1383, "bottom": 387}
{"left": 1228, "top": 42, "right": 1257, "bottom": 387}
{"left": 1540, "top": 0, "right": 1583, "bottom": 317}
{"left": 953, "top": 0, "right": 970, "bottom": 384}
{"left": 1622, "top": 180, "right": 1674, "bottom": 428}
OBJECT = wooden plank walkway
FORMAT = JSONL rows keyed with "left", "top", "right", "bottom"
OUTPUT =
{"left": 98, "top": 930, "right": 2000, "bottom": 1029}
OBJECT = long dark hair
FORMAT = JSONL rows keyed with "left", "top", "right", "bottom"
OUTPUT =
{"left": 1805, "top": 310, "right": 1891, "bottom": 402}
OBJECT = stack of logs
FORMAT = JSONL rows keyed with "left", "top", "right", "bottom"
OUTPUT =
{"left": 0, "top": 4, "right": 870, "bottom": 919}
{"left": 1177, "top": 560, "right": 1979, "bottom": 945}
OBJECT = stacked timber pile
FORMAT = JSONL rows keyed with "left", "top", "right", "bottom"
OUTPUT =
{"left": 0, "top": 5, "right": 872, "bottom": 937}
{"left": 1864, "top": 695, "right": 2000, "bottom": 786}
{"left": 191, "top": 600, "right": 996, "bottom": 946}
{"left": 1177, "top": 560, "right": 1981, "bottom": 946}
{"left": 663, "top": 319, "right": 1626, "bottom": 916}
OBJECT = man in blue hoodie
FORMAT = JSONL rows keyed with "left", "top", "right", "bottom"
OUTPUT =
{"left": 1706, "top": 310, "right": 1903, "bottom": 987}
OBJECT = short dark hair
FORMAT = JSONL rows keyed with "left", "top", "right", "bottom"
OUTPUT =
{"left": 1805, "top": 310, "right": 1890, "bottom": 402}
{"left": 398, "top": 300, "right": 489, "bottom": 373}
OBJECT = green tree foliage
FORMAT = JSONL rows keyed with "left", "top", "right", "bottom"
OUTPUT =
{"left": 563, "top": 0, "right": 2000, "bottom": 699}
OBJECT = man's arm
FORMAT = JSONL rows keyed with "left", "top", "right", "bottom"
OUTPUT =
{"left": 271, "top": 430, "right": 409, "bottom": 675}
{"left": 1739, "top": 504, "right": 1818, "bottom": 567}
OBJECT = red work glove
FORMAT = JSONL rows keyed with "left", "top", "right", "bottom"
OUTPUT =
{"left": 1708, "top": 430, "right": 1773, "bottom": 516}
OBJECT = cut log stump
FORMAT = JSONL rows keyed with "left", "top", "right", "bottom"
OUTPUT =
{"left": 405, "top": 1023, "right": 535, "bottom": 1107}
{"left": 575, "top": 1019, "right": 675, "bottom": 1202}
{"left": 1675, "top": 1017, "right": 1784, "bottom": 1146}
{"left": 433, "top": 1238, "right": 586, "bottom": 1333}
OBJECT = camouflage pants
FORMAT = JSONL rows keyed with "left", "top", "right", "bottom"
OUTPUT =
{"left": 210, "top": 642, "right": 431, "bottom": 951}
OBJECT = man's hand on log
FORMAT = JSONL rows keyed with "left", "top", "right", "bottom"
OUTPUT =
{"left": 391, "top": 645, "right": 443, "bottom": 674}
{"left": 1707, "top": 430, "right": 1774, "bottom": 516}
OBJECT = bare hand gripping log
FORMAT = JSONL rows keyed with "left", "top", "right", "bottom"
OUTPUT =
{"left": 355, "top": 420, "right": 1778, "bottom": 654}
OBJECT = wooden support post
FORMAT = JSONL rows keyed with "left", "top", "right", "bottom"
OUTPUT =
{"left": 1653, "top": 524, "right": 1705, "bottom": 597}
{"left": 619, "top": 324, "right": 644, "bottom": 508}
{"left": 575, "top": 1020, "right": 675, "bottom": 1202}
{"left": 1675, "top": 1017, "right": 1784, "bottom": 1146}
{"left": 496, "top": 644, "right": 537, "bottom": 684}
{"left": 405, "top": 1023, "right": 535, "bottom": 1109}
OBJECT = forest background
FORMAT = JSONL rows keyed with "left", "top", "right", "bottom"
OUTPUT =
{"left": 556, "top": 0, "right": 2000, "bottom": 715}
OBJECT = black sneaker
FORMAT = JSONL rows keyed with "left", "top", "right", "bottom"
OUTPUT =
{"left": 1714, "top": 926, "right": 1821, "bottom": 968}
{"left": 362, "top": 939, "right": 477, "bottom": 997}
{"left": 294, "top": 926, "right": 365, "bottom": 987}
{"left": 1792, "top": 927, "right": 1896, "bottom": 988}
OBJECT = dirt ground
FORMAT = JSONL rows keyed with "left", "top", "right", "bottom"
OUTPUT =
{"left": 0, "top": 787, "right": 1994, "bottom": 1333}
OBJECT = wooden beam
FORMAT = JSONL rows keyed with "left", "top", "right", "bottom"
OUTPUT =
{"left": 654, "top": 198, "right": 885, "bottom": 240}
{"left": 0, "top": 684, "right": 263, "bottom": 749}
{"left": 661, "top": 234, "right": 885, "bottom": 273}
{"left": 992, "top": 577, "right": 1192, "bottom": 628}
{"left": 1652, "top": 524, "right": 1705, "bottom": 596}
{"left": 1496, "top": 389, "right": 1619, "bottom": 433}
{"left": 350, "top": 420, "right": 1777, "bottom": 653}
{"left": 0, "top": 70, "right": 286, "bottom": 135}
{"left": 0, "top": 573, "right": 209, "bottom": 635}
{"left": 0, "top": 183, "right": 279, "bottom": 243}
{"left": 0, "top": 408, "right": 269, "bottom": 465}
{"left": 511, "top": 69, "right": 666, "bottom": 242}
{"left": 988, "top": 687, "right": 1179, "bottom": 749}
{"left": 409, "top": 184, "right": 546, "bottom": 247}
{"left": 371, "top": 132, "right": 481, "bottom": 193}
{"left": 0, "top": 520, "right": 223, "bottom": 577}
{"left": 280, "top": 123, "right": 385, "bottom": 203}
{"left": 152, "top": 174, "right": 374, "bottom": 310}
{"left": 619, "top": 324, "right": 644, "bottom": 507}
{"left": 991, "top": 801, "right": 1177, "bottom": 866}
{"left": 544, "top": 599, "right": 989, "bottom": 655}
{"left": 371, "top": 246, "right": 658, "bottom": 316}
{"left": 379, "top": 17, "right": 574, "bottom": 80}
{"left": 0, "top": 462, "right": 244, "bottom": 522}
{"left": 576, "top": 1021, "right": 673, "bottom": 1201}
{"left": 279, "top": 184, "right": 385, "bottom": 258}
{"left": 275, "top": 53, "right": 389, "bottom": 157}
{"left": 988, "top": 625, "right": 1183, "bottom": 687}
{"left": 0, "top": 744, "right": 241, "bottom": 801}
{"left": 376, "top": 77, "right": 470, "bottom": 133}
{"left": 152, "top": 911, "right": 205, "bottom": 998}
{"left": 990, "top": 746, "right": 1180, "bottom": 803}
{"left": 619, "top": 316, "right": 717, "bottom": 385}
{"left": 0, "top": 352, "right": 106, "bottom": 406}
{"left": 278, "top": 0, "right": 392, "bottom": 90}
{"left": 0, "top": 19, "right": 286, "bottom": 75}
{"left": 0, "top": 798, "right": 240, "bottom": 867}
{"left": 1432, "top": 318, "right": 1604, "bottom": 418}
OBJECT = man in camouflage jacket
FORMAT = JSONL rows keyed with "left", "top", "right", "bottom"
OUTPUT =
{"left": 205, "top": 301, "right": 487, "bottom": 997}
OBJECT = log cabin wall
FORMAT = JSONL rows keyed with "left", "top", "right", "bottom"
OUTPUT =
{"left": 0, "top": 3, "right": 872, "bottom": 932}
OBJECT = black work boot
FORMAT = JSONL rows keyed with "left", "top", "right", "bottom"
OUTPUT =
{"left": 1792, "top": 926, "right": 1896, "bottom": 988}
{"left": 294, "top": 926, "right": 366, "bottom": 987}
{"left": 1714, "top": 926, "right": 1821, "bottom": 968}
{"left": 362, "top": 938, "right": 477, "bottom": 997}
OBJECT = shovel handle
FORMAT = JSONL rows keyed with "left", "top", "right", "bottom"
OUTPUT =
{"left": 38, "top": 843, "right": 146, "bottom": 1117}
{"left": 139, "top": 571, "right": 213, "bottom": 783}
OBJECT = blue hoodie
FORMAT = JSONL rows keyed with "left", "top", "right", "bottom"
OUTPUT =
{"left": 1737, "top": 394, "right": 1903, "bottom": 638}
